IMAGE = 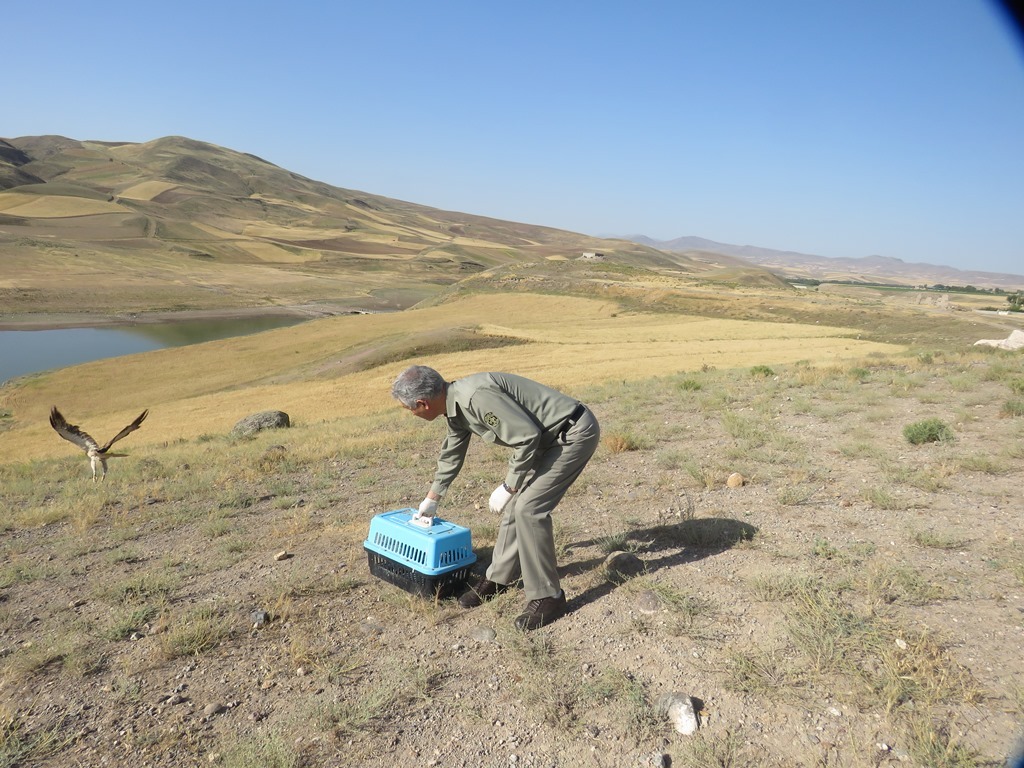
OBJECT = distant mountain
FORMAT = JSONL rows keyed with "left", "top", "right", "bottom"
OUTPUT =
{"left": 626, "top": 235, "right": 1024, "bottom": 291}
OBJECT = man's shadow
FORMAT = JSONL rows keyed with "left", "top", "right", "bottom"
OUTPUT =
{"left": 561, "top": 517, "right": 758, "bottom": 612}
{"left": 468, "top": 517, "right": 758, "bottom": 613}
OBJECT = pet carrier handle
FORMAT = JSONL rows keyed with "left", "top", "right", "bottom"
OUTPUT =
{"left": 410, "top": 512, "right": 435, "bottom": 528}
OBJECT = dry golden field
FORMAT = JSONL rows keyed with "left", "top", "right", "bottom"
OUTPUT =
{"left": 0, "top": 292, "right": 903, "bottom": 465}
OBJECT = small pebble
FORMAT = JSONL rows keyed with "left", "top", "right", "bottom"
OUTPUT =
{"left": 635, "top": 589, "right": 661, "bottom": 615}
{"left": 470, "top": 626, "right": 497, "bottom": 643}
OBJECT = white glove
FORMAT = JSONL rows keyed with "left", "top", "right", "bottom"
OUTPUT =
{"left": 489, "top": 484, "right": 514, "bottom": 514}
{"left": 416, "top": 497, "right": 438, "bottom": 518}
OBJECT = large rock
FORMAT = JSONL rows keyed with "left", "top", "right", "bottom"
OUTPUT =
{"left": 656, "top": 692, "right": 699, "bottom": 735}
{"left": 231, "top": 410, "right": 290, "bottom": 438}
{"left": 974, "top": 329, "right": 1024, "bottom": 351}
{"left": 604, "top": 551, "right": 644, "bottom": 582}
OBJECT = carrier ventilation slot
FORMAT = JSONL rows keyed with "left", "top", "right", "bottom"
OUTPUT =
{"left": 373, "top": 532, "right": 427, "bottom": 565}
{"left": 439, "top": 548, "right": 472, "bottom": 566}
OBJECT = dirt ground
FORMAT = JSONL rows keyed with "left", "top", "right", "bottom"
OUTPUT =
{"left": 2, "top": 345, "right": 1023, "bottom": 768}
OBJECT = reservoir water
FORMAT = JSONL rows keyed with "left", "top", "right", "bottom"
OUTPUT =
{"left": 0, "top": 315, "right": 307, "bottom": 384}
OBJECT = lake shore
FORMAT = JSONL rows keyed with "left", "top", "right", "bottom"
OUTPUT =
{"left": 0, "top": 302, "right": 389, "bottom": 331}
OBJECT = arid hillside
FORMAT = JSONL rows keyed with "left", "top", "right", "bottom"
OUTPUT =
{"left": 0, "top": 135, "right": 729, "bottom": 319}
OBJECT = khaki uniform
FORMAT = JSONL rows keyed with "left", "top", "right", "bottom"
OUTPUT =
{"left": 430, "top": 373, "right": 600, "bottom": 600}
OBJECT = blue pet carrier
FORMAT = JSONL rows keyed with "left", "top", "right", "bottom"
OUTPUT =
{"left": 363, "top": 509, "right": 476, "bottom": 598}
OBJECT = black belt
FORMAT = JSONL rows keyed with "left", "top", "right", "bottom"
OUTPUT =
{"left": 557, "top": 403, "right": 587, "bottom": 438}
{"left": 567, "top": 403, "right": 586, "bottom": 424}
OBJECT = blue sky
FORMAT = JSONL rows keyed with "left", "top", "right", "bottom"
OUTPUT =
{"left": 5, "top": 1, "right": 1023, "bottom": 276}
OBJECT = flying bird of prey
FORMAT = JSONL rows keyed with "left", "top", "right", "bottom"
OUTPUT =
{"left": 49, "top": 407, "right": 149, "bottom": 481}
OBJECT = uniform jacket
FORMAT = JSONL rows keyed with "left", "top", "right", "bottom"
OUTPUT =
{"left": 430, "top": 372, "right": 581, "bottom": 497}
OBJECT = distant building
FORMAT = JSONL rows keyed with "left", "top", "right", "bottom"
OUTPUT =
{"left": 579, "top": 251, "right": 605, "bottom": 260}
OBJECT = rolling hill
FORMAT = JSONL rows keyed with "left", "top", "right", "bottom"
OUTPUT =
{"left": 1, "top": 135, "right": 767, "bottom": 320}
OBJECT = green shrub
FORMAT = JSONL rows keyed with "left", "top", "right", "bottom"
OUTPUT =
{"left": 750, "top": 365, "right": 775, "bottom": 377}
{"left": 597, "top": 531, "right": 632, "bottom": 554}
{"left": 1001, "top": 398, "right": 1024, "bottom": 418}
{"left": 903, "top": 418, "right": 954, "bottom": 445}
{"left": 812, "top": 538, "right": 840, "bottom": 560}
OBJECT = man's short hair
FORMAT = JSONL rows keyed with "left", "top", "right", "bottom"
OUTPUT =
{"left": 392, "top": 365, "right": 446, "bottom": 408}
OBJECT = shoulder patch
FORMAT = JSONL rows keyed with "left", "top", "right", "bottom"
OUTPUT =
{"left": 483, "top": 412, "right": 500, "bottom": 429}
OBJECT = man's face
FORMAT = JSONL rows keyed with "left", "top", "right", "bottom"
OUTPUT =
{"left": 406, "top": 398, "right": 442, "bottom": 421}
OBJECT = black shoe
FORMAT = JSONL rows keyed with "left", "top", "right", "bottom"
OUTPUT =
{"left": 458, "top": 576, "right": 509, "bottom": 609}
{"left": 514, "top": 591, "right": 567, "bottom": 630}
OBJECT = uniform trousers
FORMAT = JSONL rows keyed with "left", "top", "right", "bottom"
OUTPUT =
{"left": 486, "top": 408, "right": 600, "bottom": 600}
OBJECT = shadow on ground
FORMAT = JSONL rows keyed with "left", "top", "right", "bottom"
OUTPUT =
{"left": 463, "top": 517, "right": 758, "bottom": 613}
{"left": 564, "top": 517, "right": 759, "bottom": 612}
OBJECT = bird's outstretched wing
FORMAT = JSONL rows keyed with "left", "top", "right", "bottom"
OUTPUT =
{"left": 100, "top": 409, "right": 149, "bottom": 451}
{"left": 49, "top": 407, "right": 99, "bottom": 453}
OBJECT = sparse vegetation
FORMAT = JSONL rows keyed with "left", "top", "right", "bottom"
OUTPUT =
{"left": 910, "top": 528, "right": 967, "bottom": 550}
{"left": 602, "top": 431, "right": 645, "bottom": 453}
{"left": 863, "top": 564, "right": 947, "bottom": 606}
{"left": 159, "top": 603, "right": 234, "bottom": 659}
{"left": 0, "top": 708, "right": 77, "bottom": 768}
{"left": 583, "top": 668, "right": 659, "bottom": 740}
{"left": 904, "top": 417, "right": 955, "bottom": 444}
{"left": 1002, "top": 398, "right": 1024, "bottom": 417}
{"left": 597, "top": 531, "right": 633, "bottom": 554}
{"left": 0, "top": 260, "right": 1021, "bottom": 766}
{"left": 219, "top": 730, "right": 299, "bottom": 768}
{"left": 862, "top": 485, "right": 911, "bottom": 510}
{"left": 683, "top": 461, "right": 717, "bottom": 489}
{"left": 776, "top": 484, "right": 817, "bottom": 506}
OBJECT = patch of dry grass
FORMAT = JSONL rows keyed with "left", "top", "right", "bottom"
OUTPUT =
{"left": 1, "top": 292, "right": 904, "bottom": 464}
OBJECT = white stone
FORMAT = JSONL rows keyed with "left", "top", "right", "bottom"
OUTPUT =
{"left": 659, "top": 693, "right": 699, "bottom": 735}
{"left": 974, "top": 329, "right": 1024, "bottom": 350}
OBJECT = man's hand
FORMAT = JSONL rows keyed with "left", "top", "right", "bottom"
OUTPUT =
{"left": 417, "top": 497, "right": 438, "bottom": 518}
{"left": 489, "top": 483, "right": 515, "bottom": 514}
